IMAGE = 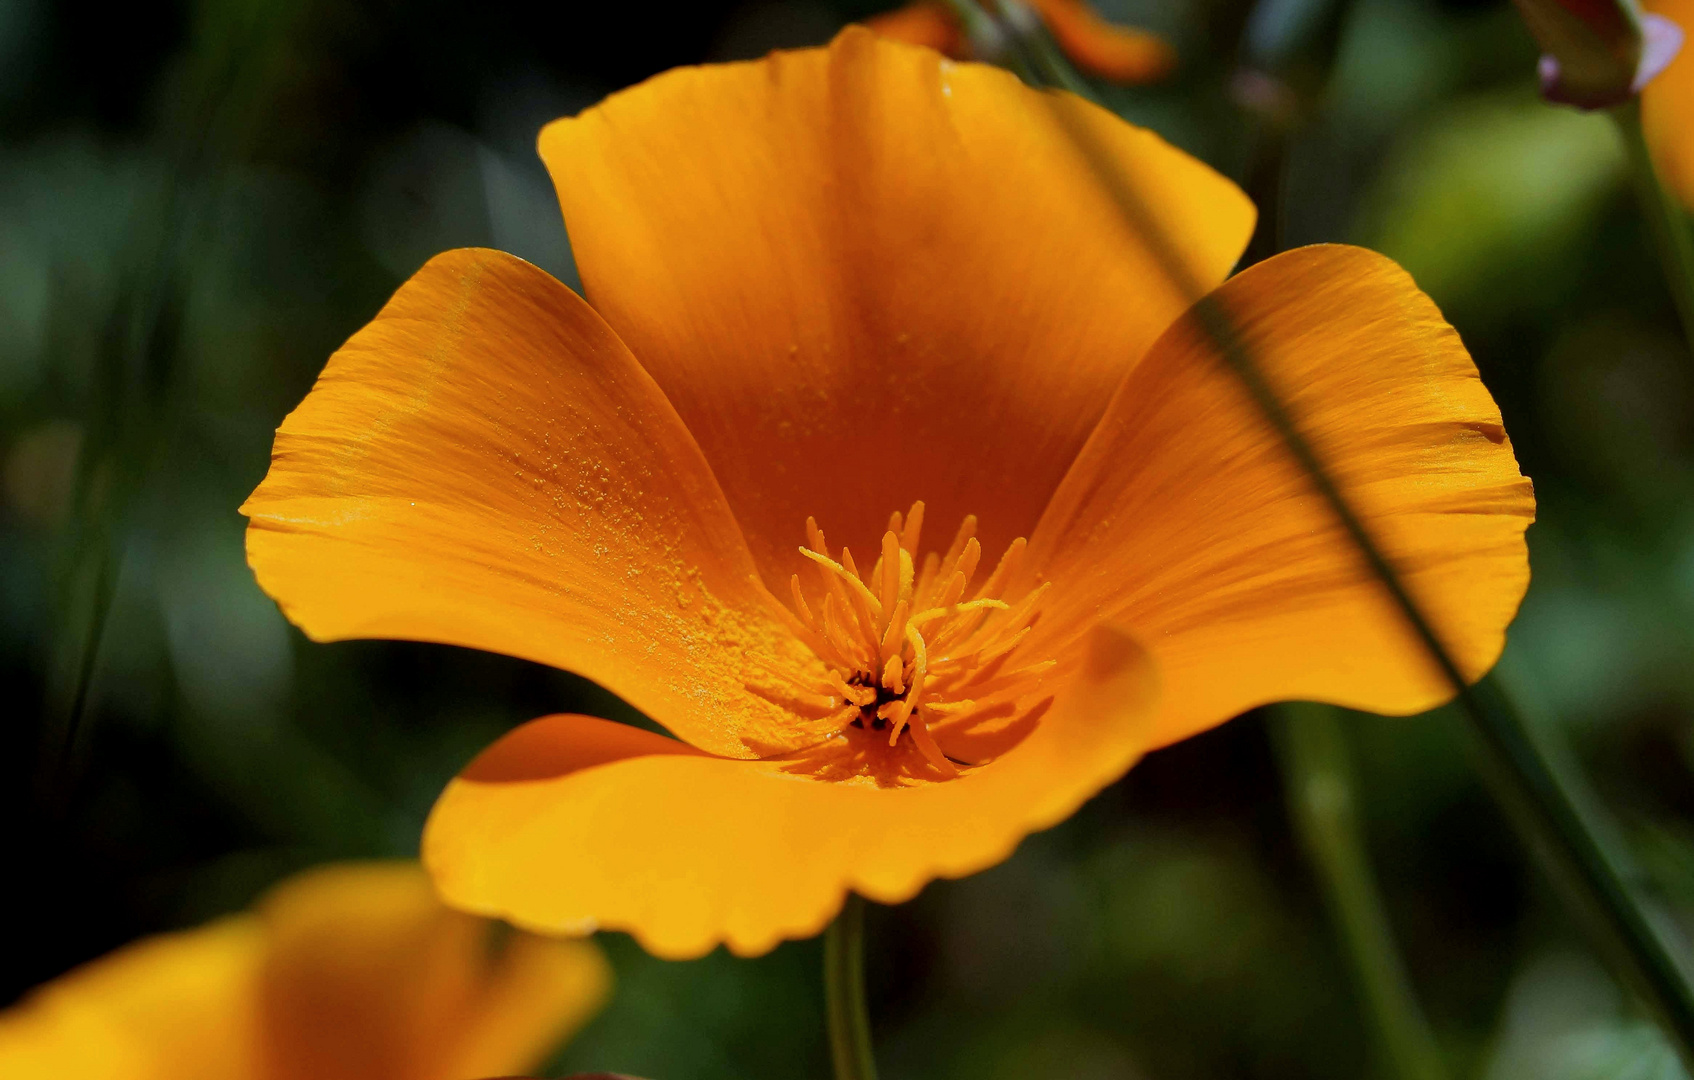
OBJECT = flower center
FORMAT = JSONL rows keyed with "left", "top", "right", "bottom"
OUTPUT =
{"left": 771, "top": 501, "right": 1053, "bottom": 777}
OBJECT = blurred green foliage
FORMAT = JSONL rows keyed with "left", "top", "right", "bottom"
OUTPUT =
{"left": 4, "top": 0, "right": 1694, "bottom": 1078}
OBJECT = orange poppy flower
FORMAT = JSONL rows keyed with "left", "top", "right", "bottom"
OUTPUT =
{"left": 1643, "top": 0, "right": 1694, "bottom": 207}
{"left": 865, "top": 0, "right": 1177, "bottom": 84}
{"left": 241, "top": 28, "right": 1533, "bottom": 959}
{"left": 0, "top": 863, "right": 608, "bottom": 1080}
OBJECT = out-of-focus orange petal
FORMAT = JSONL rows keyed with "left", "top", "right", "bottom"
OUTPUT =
{"left": 540, "top": 27, "right": 1253, "bottom": 590}
{"left": 0, "top": 863, "right": 609, "bottom": 1080}
{"left": 1032, "top": 0, "right": 1177, "bottom": 83}
{"left": 241, "top": 248, "right": 819, "bottom": 759}
{"left": 1643, "top": 0, "right": 1694, "bottom": 208}
{"left": 424, "top": 626, "right": 1158, "bottom": 959}
{"left": 864, "top": 2, "right": 967, "bottom": 57}
{"left": 256, "top": 862, "right": 608, "bottom": 1080}
{"left": 1025, "top": 245, "right": 1533, "bottom": 748}
{"left": 445, "top": 933, "right": 611, "bottom": 1079}
{"left": 0, "top": 917, "right": 265, "bottom": 1080}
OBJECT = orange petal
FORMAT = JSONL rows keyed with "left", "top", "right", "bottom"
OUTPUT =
{"left": 0, "top": 863, "right": 609, "bottom": 1080}
{"left": 863, "top": 2, "right": 968, "bottom": 57}
{"left": 445, "top": 932, "right": 612, "bottom": 1079}
{"left": 1643, "top": 0, "right": 1694, "bottom": 209}
{"left": 540, "top": 27, "right": 1253, "bottom": 589}
{"left": 241, "top": 248, "right": 820, "bottom": 759}
{"left": 1032, "top": 0, "right": 1177, "bottom": 83}
{"left": 0, "top": 917, "right": 265, "bottom": 1080}
{"left": 424, "top": 626, "right": 1159, "bottom": 959}
{"left": 1025, "top": 245, "right": 1534, "bottom": 748}
{"left": 256, "top": 862, "right": 609, "bottom": 1080}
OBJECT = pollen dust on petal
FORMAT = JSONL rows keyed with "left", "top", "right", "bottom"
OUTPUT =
{"left": 662, "top": 561, "right": 833, "bottom": 754}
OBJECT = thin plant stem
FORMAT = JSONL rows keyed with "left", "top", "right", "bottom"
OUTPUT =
{"left": 1274, "top": 704, "right": 1450, "bottom": 1080}
{"left": 1464, "top": 677, "right": 1694, "bottom": 1061}
{"left": 56, "top": 547, "right": 119, "bottom": 779}
{"left": 1240, "top": 120, "right": 1291, "bottom": 267}
{"left": 960, "top": 0, "right": 1694, "bottom": 1059}
{"left": 1204, "top": 267, "right": 1694, "bottom": 1074}
{"left": 1005, "top": 4, "right": 1099, "bottom": 102}
{"left": 824, "top": 894, "right": 877, "bottom": 1080}
{"left": 1019, "top": 68, "right": 1694, "bottom": 1073}
{"left": 1238, "top": 41, "right": 1447, "bottom": 1076}
{"left": 38, "top": 0, "right": 292, "bottom": 799}
{"left": 1613, "top": 98, "right": 1694, "bottom": 355}
{"left": 942, "top": 0, "right": 1101, "bottom": 100}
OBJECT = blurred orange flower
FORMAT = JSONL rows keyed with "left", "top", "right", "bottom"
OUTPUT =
{"left": 0, "top": 863, "right": 608, "bottom": 1080}
{"left": 865, "top": 0, "right": 1176, "bottom": 83}
{"left": 242, "top": 29, "right": 1533, "bottom": 959}
{"left": 1643, "top": 0, "right": 1694, "bottom": 207}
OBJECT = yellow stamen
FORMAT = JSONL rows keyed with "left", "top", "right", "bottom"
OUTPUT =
{"left": 881, "top": 654, "right": 906, "bottom": 696}
{"left": 821, "top": 594, "right": 864, "bottom": 669}
{"left": 877, "top": 530, "right": 901, "bottom": 617}
{"left": 972, "top": 536, "right": 1025, "bottom": 603}
{"left": 907, "top": 715, "right": 957, "bottom": 776}
{"left": 915, "top": 550, "right": 942, "bottom": 599}
{"left": 941, "top": 514, "right": 977, "bottom": 567}
{"left": 781, "top": 506, "right": 1052, "bottom": 777}
{"left": 952, "top": 537, "right": 982, "bottom": 590}
{"left": 800, "top": 546, "right": 884, "bottom": 623}
{"left": 789, "top": 574, "right": 815, "bottom": 627}
{"left": 838, "top": 549, "right": 882, "bottom": 641}
{"left": 900, "top": 500, "right": 925, "bottom": 553}
{"left": 878, "top": 599, "right": 909, "bottom": 667}
{"left": 836, "top": 676, "right": 879, "bottom": 707}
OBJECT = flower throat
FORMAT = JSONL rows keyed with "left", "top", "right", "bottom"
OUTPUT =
{"left": 773, "top": 502, "right": 1053, "bottom": 776}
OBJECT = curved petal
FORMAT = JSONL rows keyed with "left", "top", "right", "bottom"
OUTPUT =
{"left": 1034, "top": 0, "right": 1177, "bottom": 84}
{"left": 1643, "top": 0, "right": 1694, "bottom": 208}
{"left": 241, "top": 248, "right": 818, "bottom": 758}
{"left": 540, "top": 27, "right": 1254, "bottom": 587}
{"left": 1025, "top": 245, "right": 1534, "bottom": 748}
{"left": 445, "top": 933, "right": 612, "bottom": 1079}
{"left": 424, "top": 626, "right": 1159, "bottom": 959}
{"left": 0, "top": 918, "right": 264, "bottom": 1080}
{"left": 256, "top": 862, "right": 609, "bottom": 1080}
{"left": 863, "top": 3, "right": 967, "bottom": 57}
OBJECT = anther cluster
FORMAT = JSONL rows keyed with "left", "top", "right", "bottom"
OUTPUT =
{"left": 771, "top": 501, "right": 1054, "bottom": 775}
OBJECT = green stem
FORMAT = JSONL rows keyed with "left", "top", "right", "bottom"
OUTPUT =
{"left": 1206, "top": 287, "right": 1694, "bottom": 1069}
{"left": 1248, "top": 47, "right": 1446, "bottom": 1079}
{"left": 824, "top": 894, "right": 877, "bottom": 1080}
{"left": 1462, "top": 677, "right": 1694, "bottom": 1072}
{"left": 943, "top": 0, "right": 1098, "bottom": 100}
{"left": 1009, "top": 6, "right": 1100, "bottom": 102}
{"left": 1274, "top": 704, "right": 1450, "bottom": 1080}
{"left": 1011, "top": 9, "right": 1694, "bottom": 1065}
{"left": 1033, "top": 94, "right": 1694, "bottom": 1076}
{"left": 1240, "top": 117, "right": 1291, "bottom": 269}
{"left": 1613, "top": 99, "right": 1694, "bottom": 355}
